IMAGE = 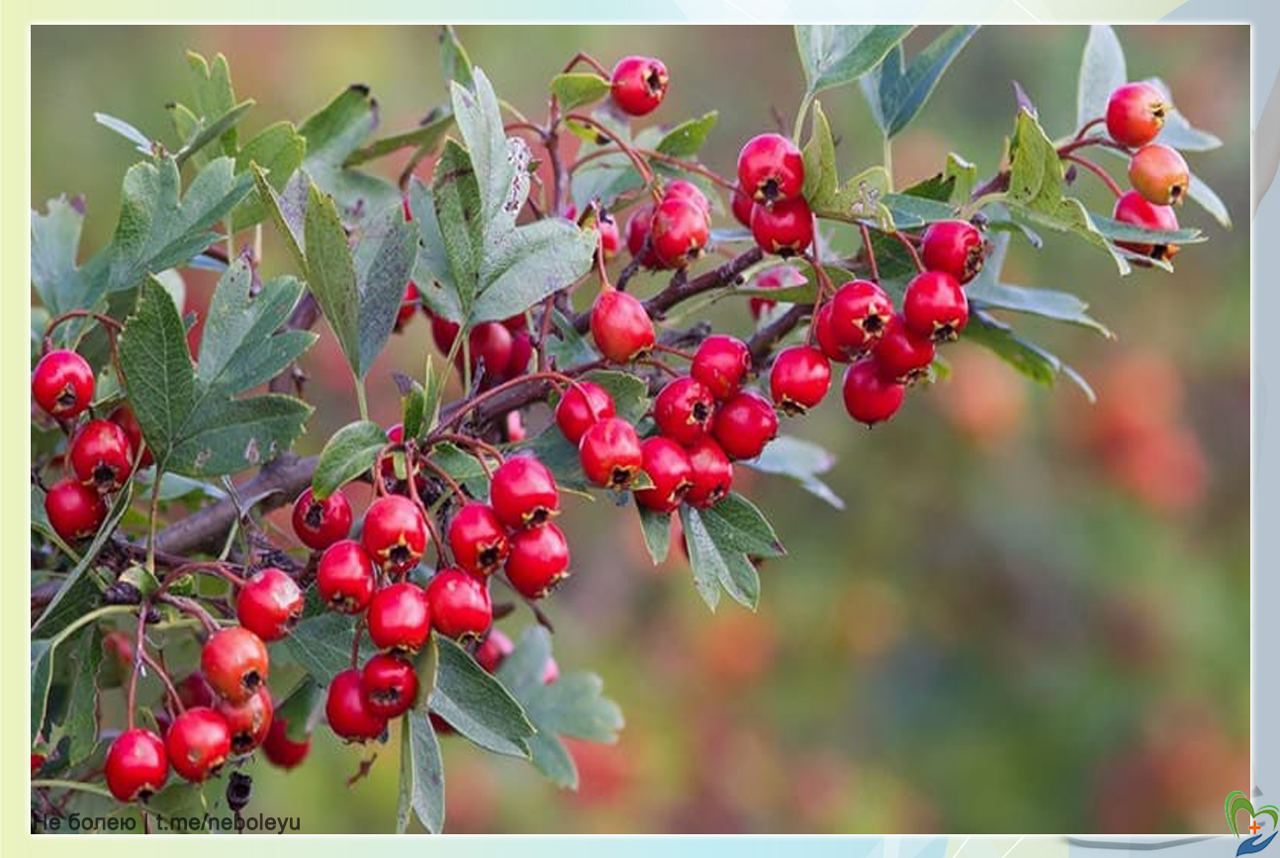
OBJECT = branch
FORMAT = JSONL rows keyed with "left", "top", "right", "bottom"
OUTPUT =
{"left": 748, "top": 304, "right": 810, "bottom": 366}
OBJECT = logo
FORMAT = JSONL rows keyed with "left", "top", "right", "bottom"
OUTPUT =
{"left": 1226, "top": 791, "right": 1279, "bottom": 856}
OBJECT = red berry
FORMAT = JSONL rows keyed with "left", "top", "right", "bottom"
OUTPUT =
{"left": 505, "top": 523, "right": 571, "bottom": 599}
{"left": 813, "top": 302, "right": 854, "bottom": 363}
{"left": 201, "top": 627, "right": 269, "bottom": 705}
{"left": 769, "top": 345, "right": 831, "bottom": 414}
{"left": 556, "top": 381, "right": 616, "bottom": 444}
{"left": 316, "top": 540, "right": 376, "bottom": 614}
{"left": 262, "top": 715, "right": 310, "bottom": 769}
{"left": 842, "top": 359, "right": 905, "bottom": 426}
{"left": 69, "top": 419, "right": 134, "bottom": 490}
{"left": 625, "top": 203, "right": 660, "bottom": 267}
{"left": 737, "top": 133, "right": 805, "bottom": 204}
{"left": 506, "top": 411, "right": 527, "bottom": 443}
{"left": 748, "top": 264, "right": 806, "bottom": 321}
{"left": 430, "top": 314, "right": 461, "bottom": 354}
{"left": 31, "top": 753, "right": 46, "bottom": 776}
{"left": 326, "top": 668, "right": 386, "bottom": 742}
{"left": 691, "top": 335, "right": 752, "bottom": 401}
{"left": 650, "top": 196, "right": 709, "bottom": 269}
{"left": 597, "top": 211, "right": 620, "bottom": 259}
{"left": 361, "top": 495, "right": 428, "bottom": 575}
{"left": 215, "top": 686, "right": 274, "bottom": 755}
{"left": 1106, "top": 81, "right": 1167, "bottom": 148}
{"left": 1113, "top": 190, "right": 1181, "bottom": 260}
{"left": 366, "top": 581, "right": 432, "bottom": 652}
{"left": 873, "top": 314, "right": 936, "bottom": 384}
{"left": 104, "top": 728, "right": 168, "bottom": 802}
{"left": 664, "top": 179, "right": 711, "bottom": 215}
{"left": 505, "top": 330, "right": 534, "bottom": 381}
{"left": 1128, "top": 143, "right": 1189, "bottom": 206}
{"left": 921, "top": 220, "right": 985, "bottom": 284}
{"left": 903, "top": 271, "right": 969, "bottom": 342}
{"left": 464, "top": 321, "right": 514, "bottom": 382}
{"left": 235, "top": 567, "right": 303, "bottom": 642}
{"left": 579, "top": 416, "right": 644, "bottom": 490}
{"left": 475, "top": 629, "right": 514, "bottom": 673}
{"left": 712, "top": 391, "right": 778, "bottom": 460}
{"left": 750, "top": 197, "right": 814, "bottom": 256}
{"left": 43, "top": 478, "right": 107, "bottom": 542}
{"left": 654, "top": 376, "right": 716, "bottom": 445}
{"left": 731, "top": 187, "right": 755, "bottom": 227}
{"left": 610, "top": 55, "right": 669, "bottom": 116}
{"left": 360, "top": 652, "right": 419, "bottom": 719}
{"left": 542, "top": 659, "right": 561, "bottom": 684}
{"left": 108, "top": 404, "right": 152, "bottom": 468}
{"left": 426, "top": 567, "right": 493, "bottom": 640}
{"left": 590, "top": 289, "right": 655, "bottom": 363}
{"left": 490, "top": 456, "right": 560, "bottom": 529}
{"left": 447, "top": 502, "right": 509, "bottom": 576}
{"left": 394, "top": 283, "right": 419, "bottom": 331}
{"left": 684, "top": 437, "right": 734, "bottom": 508}
{"left": 32, "top": 349, "right": 94, "bottom": 419}
{"left": 165, "top": 707, "right": 231, "bottom": 782}
{"left": 634, "top": 436, "right": 693, "bottom": 513}
{"left": 291, "top": 487, "right": 352, "bottom": 551}
{"left": 829, "top": 280, "right": 893, "bottom": 352}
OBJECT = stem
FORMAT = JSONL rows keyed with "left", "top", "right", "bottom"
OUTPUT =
{"left": 158, "top": 594, "right": 220, "bottom": 634}
{"left": 792, "top": 91, "right": 814, "bottom": 143}
{"left": 887, "top": 229, "right": 926, "bottom": 272}
{"left": 430, "top": 370, "right": 576, "bottom": 436}
{"left": 139, "top": 648, "right": 184, "bottom": 714}
{"left": 859, "top": 223, "right": 881, "bottom": 283}
{"left": 355, "top": 380, "right": 370, "bottom": 422}
{"left": 125, "top": 606, "right": 149, "bottom": 730}
{"left": 1073, "top": 116, "right": 1105, "bottom": 142}
{"left": 564, "top": 113, "right": 659, "bottom": 199}
{"left": 563, "top": 51, "right": 610, "bottom": 77}
{"left": 1062, "top": 153, "right": 1124, "bottom": 198}
{"left": 31, "top": 779, "right": 115, "bottom": 800}
{"left": 882, "top": 135, "right": 894, "bottom": 192}
{"left": 146, "top": 475, "right": 163, "bottom": 576}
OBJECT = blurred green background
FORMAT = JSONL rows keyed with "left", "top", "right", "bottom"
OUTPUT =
{"left": 31, "top": 25, "right": 1250, "bottom": 833}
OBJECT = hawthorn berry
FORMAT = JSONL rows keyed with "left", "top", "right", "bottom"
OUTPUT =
{"left": 650, "top": 195, "right": 709, "bottom": 268}
{"left": 634, "top": 436, "right": 694, "bottom": 513}
{"left": 921, "top": 220, "right": 985, "bottom": 284}
{"left": 108, "top": 404, "right": 152, "bottom": 468}
{"left": 813, "top": 302, "right": 854, "bottom": 363}
{"left": 474, "top": 630, "right": 513, "bottom": 673}
{"left": 591, "top": 289, "right": 656, "bottom": 363}
{"left": 610, "top": 55, "right": 668, "bottom": 116}
{"left": 430, "top": 314, "right": 461, "bottom": 354}
{"left": 842, "top": 358, "right": 906, "bottom": 426}
{"left": 32, "top": 348, "right": 94, "bottom": 419}
{"left": 731, "top": 188, "right": 755, "bottom": 227}
{"left": 216, "top": 686, "right": 274, "bottom": 755}
{"left": 712, "top": 391, "right": 778, "bottom": 461}
{"left": 505, "top": 329, "right": 534, "bottom": 380}
{"left": 665, "top": 179, "right": 711, "bottom": 215}
{"left": 490, "top": 456, "right": 560, "bottom": 529}
{"left": 1112, "top": 190, "right": 1181, "bottom": 259}
{"left": 447, "top": 502, "right": 510, "bottom": 576}
{"left": 69, "top": 418, "right": 134, "bottom": 491}
{"left": 425, "top": 567, "right": 493, "bottom": 640}
{"left": 235, "top": 567, "right": 304, "bottom": 642}
{"left": 464, "top": 321, "right": 515, "bottom": 382}
{"left": 749, "top": 264, "right": 806, "bottom": 321}
{"left": 360, "top": 652, "right": 419, "bottom": 719}
{"left": 873, "top": 314, "right": 936, "bottom": 384}
{"left": 579, "top": 416, "right": 644, "bottom": 490}
{"left": 326, "top": 668, "right": 387, "bottom": 743}
{"left": 316, "top": 540, "right": 376, "bottom": 613}
{"left": 394, "top": 283, "right": 419, "bottom": 331}
{"left": 691, "top": 335, "right": 752, "bottom": 401}
{"left": 165, "top": 707, "right": 231, "bottom": 782}
{"left": 597, "top": 211, "right": 620, "bottom": 259}
{"left": 1106, "top": 81, "right": 1166, "bottom": 148}
{"left": 176, "top": 672, "right": 215, "bottom": 710}
{"left": 104, "top": 728, "right": 168, "bottom": 802}
{"left": 361, "top": 494, "right": 428, "bottom": 575}
{"left": 556, "top": 380, "right": 616, "bottom": 444}
{"left": 750, "top": 197, "right": 814, "bottom": 257}
{"left": 201, "top": 627, "right": 270, "bottom": 705}
{"left": 505, "top": 523, "right": 571, "bottom": 599}
{"left": 903, "top": 271, "right": 969, "bottom": 342}
{"left": 1128, "top": 143, "right": 1189, "bottom": 206}
{"left": 291, "top": 487, "right": 352, "bottom": 551}
{"left": 737, "top": 133, "right": 805, "bottom": 204}
{"left": 684, "top": 437, "right": 734, "bottom": 508}
{"left": 625, "top": 203, "right": 660, "bottom": 267}
{"left": 43, "top": 478, "right": 107, "bottom": 542}
{"left": 829, "top": 280, "right": 893, "bottom": 352}
{"left": 366, "top": 581, "right": 432, "bottom": 652}
{"left": 769, "top": 345, "right": 832, "bottom": 415}
{"left": 263, "top": 715, "right": 311, "bottom": 769}
{"left": 31, "top": 753, "right": 46, "bottom": 776}
{"left": 654, "top": 376, "right": 716, "bottom": 445}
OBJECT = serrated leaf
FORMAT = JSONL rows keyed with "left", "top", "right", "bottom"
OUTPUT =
{"left": 119, "top": 277, "right": 196, "bottom": 467}
{"left": 656, "top": 111, "right": 718, "bottom": 157}
{"left": 860, "top": 26, "right": 977, "bottom": 138}
{"left": 1076, "top": 25, "right": 1126, "bottom": 131}
{"left": 795, "top": 25, "right": 914, "bottom": 97}
{"left": 176, "top": 99, "right": 255, "bottom": 168}
{"left": 232, "top": 121, "right": 306, "bottom": 231}
{"left": 550, "top": 72, "right": 611, "bottom": 111}
{"left": 431, "top": 139, "right": 483, "bottom": 313}
{"left": 430, "top": 637, "right": 534, "bottom": 758}
{"left": 299, "top": 85, "right": 397, "bottom": 222}
{"left": 250, "top": 164, "right": 307, "bottom": 275}
{"left": 168, "top": 394, "right": 312, "bottom": 477}
{"left": 31, "top": 195, "right": 92, "bottom": 330}
{"left": 186, "top": 51, "right": 240, "bottom": 157}
{"left": 302, "top": 179, "right": 361, "bottom": 367}
{"left": 637, "top": 505, "right": 671, "bottom": 565}
{"left": 439, "top": 25, "right": 475, "bottom": 91}
{"left": 469, "top": 217, "right": 597, "bottom": 323}
{"left": 744, "top": 435, "right": 844, "bottom": 510}
{"left": 698, "top": 492, "right": 785, "bottom": 558}
{"left": 312, "top": 420, "right": 389, "bottom": 499}
{"left": 680, "top": 505, "right": 737, "bottom": 609}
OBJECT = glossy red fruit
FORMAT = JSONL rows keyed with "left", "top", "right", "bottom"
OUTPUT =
{"left": 737, "top": 133, "right": 805, "bottom": 204}
{"left": 712, "top": 391, "right": 778, "bottom": 461}
{"left": 1113, "top": 190, "right": 1181, "bottom": 259}
{"left": 165, "top": 707, "right": 231, "bottom": 782}
{"left": 43, "top": 478, "right": 107, "bottom": 542}
{"left": 504, "top": 329, "right": 534, "bottom": 378}
{"left": 829, "top": 280, "right": 893, "bottom": 352}
{"left": 748, "top": 264, "right": 806, "bottom": 321}
{"left": 426, "top": 568, "right": 493, "bottom": 640}
{"left": 731, "top": 188, "right": 755, "bottom": 227}
{"left": 291, "top": 487, "right": 352, "bottom": 551}
{"left": 579, "top": 417, "right": 644, "bottom": 490}
{"left": 462, "top": 321, "right": 515, "bottom": 382}
{"left": 361, "top": 495, "right": 428, "bottom": 575}
{"left": 505, "top": 523, "right": 571, "bottom": 599}
{"left": 610, "top": 55, "right": 669, "bottom": 116}
{"left": 366, "top": 582, "right": 432, "bottom": 652}
{"left": 903, "top": 271, "right": 968, "bottom": 342}
{"left": 650, "top": 196, "right": 709, "bottom": 269}
{"left": 750, "top": 197, "right": 814, "bottom": 256}
{"left": 235, "top": 568, "right": 304, "bottom": 642}
{"left": 430, "top": 314, "right": 461, "bottom": 354}
{"left": 104, "top": 728, "right": 168, "bottom": 802}
{"left": 316, "top": 540, "right": 376, "bottom": 614}
{"left": 873, "top": 314, "right": 936, "bottom": 384}
{"left": 262, "top": 715, "right": 310, "bottom": 769}
{"left": 597, "top": 211, "right": 620, "bottom": 259}
{"left": 108, "top": 404, "right": 152, "bottom": 468}
{"left": 665, "top": 179, "right": 711, "bottom": 215}
{"left": 394, "top": 283, "right": 419, "bottom": 331}
{"left": 201, "top": 627, "right": 269, "bottom": 705}
{"left": 360, "top": 652, "right": 419, "bottom": 719}
{"left": 813, "top": 302, "right": 854, "bottom": 363}
{"left": 69, "top": 419, "right": 134, "bottom": 490}
{"left": 842, "top": 359, "right": 906, "bottom": 426}
{"left": 506, "top": 411, "right": 527, "bottom": 443}
{"left": 326, "top": 669, "right": 387, "bottom": 742}
{"left": 654, "top": 376, "right": 716, "bottom": 445}
{"left": 921, "top": 220, "right": 985, "bottom": 284}
{"left": 769, "top": 346, "right": 831, "bottom": 414}
{"left": 625, "top": 203, "right": 660, "bottom": 267}
{"left": 216, "top": 686, "right": 273, "bottom": 755}
{"left": 556, "top": 381, "right": 616, "bottom": 444}
{"left": 1106, "top": 81, "right": 1166, "bottom": 148}
{"left": 475, "top": 629, "right": 515, "bottom": 673}
{"left": 691, "top": 335, "right": 752, "bottom": 401}
{"left": 447, "top": 502, "right": 509, "bottom": 576}
{"left": 490, "top": 456, "right": 561, "bottom": 529}
{"left": 1128, "top": 143, "right": 1189, "bottom": 206}
{"left": 176, "top": 673, "right": 215, "bottom": 710}
{"left": 634, "top": 437, "right": 693, "bottom": 513}
{"left": 590, "top": 289, "right": 655, "bottom": 363}
{"left": 32, "top": 349, "right": 94, "bottom": 419}
{"left": 684, "top": 437, "right": 734, "bottom": 508}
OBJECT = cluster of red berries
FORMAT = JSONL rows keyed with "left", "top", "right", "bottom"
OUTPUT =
{"left": 732, "top": 133, "right": 816, "bottom": 258}
{"left": 394, "top": 285, "right": 534, "bottom": 388}
{"left": 625, "top": 179, "right": 712, "bottom": 270}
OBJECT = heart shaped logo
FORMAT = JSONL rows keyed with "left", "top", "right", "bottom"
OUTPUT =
{"left": 1227, "top": 790, "right": 1280, "bottom": 856}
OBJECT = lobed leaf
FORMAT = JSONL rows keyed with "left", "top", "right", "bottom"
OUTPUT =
{"left": 795, "top": 25, "right": 914, "bottom": 96}
{"left": 861, "top": 26, "right": 978, "bottom": 138}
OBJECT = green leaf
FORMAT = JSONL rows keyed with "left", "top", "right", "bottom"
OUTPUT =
{"left": 186, "top": 51, "right": 240, "bottom": 157}
{"left": 656, "top": 111, "right": 719, "bottom": 157}
{"left": 678, "top": 493, "right": 784, "bottom": 611}
{"left": 276, "top": 676, "right": 326, "bottom": 741}
{"left": 802, "top": 100, "right": 838, "bottom": 205}
{"left": 396, "top": 373, "right": 427, "bottom": 440}
{"left": 31, "top": 195, "right": 92, "bottom": 329}
{"left": 1184, "top": 168, "right": 1232, "bottom": 228}
{"left": 431, "top": 139, "right": 484, "bottom": 314}
{"left": 1076, "top": 25, "right": 1127, "bottom": 131}
{"left": 279, "top": 612, "right": 371, "bottom": 681}
{"left": 550, "top": 72, "right": 611, "bottom": 111}
{"left": 636, "top": 505, "right": 672, "bottom": 565}
{"left": 32, "top": 606, "right": 131, "bottom": 740}
{"left": 232, "top": 121, "right": 307, "bottom": 231}
{"left": 964, "top": 310, "right": 1095, "bottom": 401}
{"left": 430, "top": 637, "right": 534, "bottom": 758}
{"left": 61, "top": 628, "right": 104, "bottom": 766}
{"left": 250, "top": 164, "right": 307, "bottom": 275}
{"left": 744, "top": 435, "right": 844, "bottom": 510}
{"left": 519, "top": 426, "right": 590, "bottom": 491}
{"left": 860, "top": 26, "right": 978, "bottom": 138}
{"left": 945, "top": 153, "right": 977, "bottom": 203}
{"left": 303, "top": 180, "right": 361, "bottom": 369}
{"left": 351, "top": 200, "right": 420, "bottom": 375}
{"left": 168, "top": 394, "right": 312, "bottom": 477}
{"left": 299, "top": 85, "right": 398, "bottom": 222}
{"left": 795, "top": 25, "right": 913, "bottom": 97}
{"left": 406, "top": 178, "right": 462, "bottom": 322}
{"left": 344, "top": 109, "right": 453, "bottom": 168}
{"left": 312, "top": 420, "right": 389, "bottom": 499}
{"left": 439, "top": 25, "right": 475, "bottom": 91}
{"left": 1090, "top": 215, "right": 1206, "bottom": 246}
{"left": 399, "top": 711, "right": 445, "bottom": 833}
{"left": 881, "top": 191, "right": 956, "bottom": 229}
{"left": 118, "top": 277, "right": 196, "bottom": 468}
{"left": 812, "top": 165, "right": 895, "bottom": 227}
{"left": 176, "top": 100, "right": 255, "bottom": 167}
{"left": 698, "top": 492, "right": 785, "bottom": 558}
{"left": 95, "top": 112, "right": 152, "bottom": 154}
{"left": 577, "top": 370, "right": 650, "bottom": 424}
{"left": 469, "top": 217, "right": 597, "bottom": 324}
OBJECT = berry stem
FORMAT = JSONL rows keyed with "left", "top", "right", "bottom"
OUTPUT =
{"left": 858, "top": 223, "right": 881, "bottom": 284}
{"left": 564, "top": 113, "right": 661, "bottom": 202}
{"left": 156, "top": 561, "right": 247, "bottom": 595}
{"left": 562, "top": 50, "right": 610, "bottom": 77}
{"left": 1072, "top": 116, "right": 1106, "bottom": 142}
{"left": 1061, "top": 153, "right": 1124, "bottom": 198}
{"left": 157, "top": 593, "right": 221, "bottom": 634}
{"left": 652, "top": 343, "right": 695, "bottom": 361}
{"left": 124, "top": 604, "right": 149, "bottom": 730}
{"left": 139, "top": 646, "right": 185, "bottom": 714}
{"left": 885, "top": 228, "right": 926, "bottom": 272}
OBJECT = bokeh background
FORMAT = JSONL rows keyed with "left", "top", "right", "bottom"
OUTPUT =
{"left": 31, "top": 25, "right": 1250, "bottom": 833}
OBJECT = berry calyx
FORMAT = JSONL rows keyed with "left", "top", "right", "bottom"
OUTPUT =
{"left": 712, "top": 391, "right": 778, "bottom": 460}
{"left": 505, "top": 523, "right": 571, "bottom": 599}
{"left": 235, "top": 567, "right": 304, "bottom": 642}
{"left": 447, "top": 502, "right": 510, "bottom": 576}
{"left": 360, "top": 652, "right": 420, "bottom": 719}
{"left": 201, "top": 626, "right": 269, "bottom": 705}
{"left": 750, "top": 197, "right": 814, "bottom": 257}
{"left": 316, "top": 540, "right": 376, "bottom": 614}
{"left": 32, "top": 348, "right": 94, "bottom": 419}
{"left": 654, "top": 376, "right": 716, "bottom": 445}
{"left": 556, "top": 380, "right": 616, "bottom": 444}
{"left": 263, "top": 715, "right": 310, "bottom": 769}
{"left": 1106, "top": 81, "right": 1166, "bottom": 148}
{"left": 366, "top": 581, "right": 432, "bottom": 653}
{"left": 215, "top": 686, "right": 274, "bottom": 755}
{"left": 579, "top": 416, "right": 644, "bottom": 490}
{"left": 1112, "top": 190, "right": 1181, "bottom": 260}
{"left": 873, "top": 314, "right": 937, "bottom": 384}
{"left": 44, "top": 478, "right": 107, "bottom": 542}
{"left": 921, "top": 220, "right": 985, "bottom": 284}
{"left": 104, "top": 728, "right": 168, "bottom": 802}
{"left": 842, "top": 359, "right": 906, "bottom": 426}
{"left": 108, "top": 404, "right": 152, "bottom": 468}
{"left": 1128, "top": 143, "right": 1189, "bottom": 206}
{"left": 737, "top": 133, "right": 805, "bottom": 204}
{"left": 684, "top": 437, "right": 734, "bottom": 508}
{"left": 903, "top": 271, "right": 969, "bottom": 342}
{"left": 829, "top": 280, "right": 893, "bottom": 352}
{"left": 625, "top": 203, "right": 659, "bottom": 268}
{"left": 425, "top": 567, "right": 493, "bottom": 640}
{"left": 634, "top": 436, "right": 693, "bottom": 513}
{"left": 69, "top": 418, "right": 134, "bottom": 491}
{"left": 490, "top": 456, "right": 561, "bottom": 529}
{"left": 650, "top": 196, "right": 710, "bottom": 268}
{"left": 361, "top": 495, "right": 428, "bottom": 575}
{"left": 166, "top": 707, "right": 232, "bottom": 782}
{"left": 610, "top": 55, "right": 669, "bottom": 116}
{"left": 590, "top": 289, "right": 656, "bottom": 363}
{"left": 326, "top": 668, "right": 387, "bottom": 742}
{"left": 691, "top": 335, "right": 752, "bottom": 401}
{"left": 291, "top": 487, "right": 353, "bottom": 552}
{"left": 769, "top": 345, "right": 832, "bottom": 415}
